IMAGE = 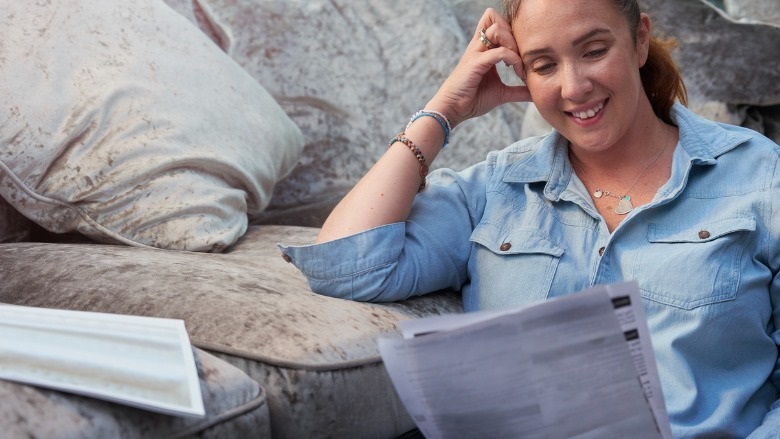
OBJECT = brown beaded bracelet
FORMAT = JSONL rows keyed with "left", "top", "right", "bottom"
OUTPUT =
{"left": 389, "top": 132, "right": 429, "bottom": 192}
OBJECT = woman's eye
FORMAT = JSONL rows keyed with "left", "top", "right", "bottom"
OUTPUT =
{"left": 585, "top": 48, "right": 608, "bottom": 58}
{"left": 532, "top": 63, "right": 556, "bottom": 74}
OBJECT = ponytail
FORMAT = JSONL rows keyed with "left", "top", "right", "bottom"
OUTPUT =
{"left": 642, "top": 35, "right": 688, "bottom": 125}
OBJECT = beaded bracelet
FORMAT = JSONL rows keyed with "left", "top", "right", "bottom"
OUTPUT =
{"left": 406, "top": 110, "right": 452, "bottom": 148}
{"left": 389, "top": 132, "right": 429, "bottom": 192}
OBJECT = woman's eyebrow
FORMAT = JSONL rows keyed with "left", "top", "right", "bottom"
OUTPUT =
{"left": 571, "top": 28, "right": 611, "bottom": 46}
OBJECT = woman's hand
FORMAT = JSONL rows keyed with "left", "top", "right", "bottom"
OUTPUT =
{"left": 426, "top": 8, "right": 531, "bottom": 128}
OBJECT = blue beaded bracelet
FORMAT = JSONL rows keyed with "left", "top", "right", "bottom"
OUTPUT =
{"left": 406, "top": 110, "right": 452, "bottom": 148}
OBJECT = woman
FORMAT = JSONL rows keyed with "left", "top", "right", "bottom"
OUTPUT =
{"left": 280, "top": 0, "right": 780, "bottom": 436}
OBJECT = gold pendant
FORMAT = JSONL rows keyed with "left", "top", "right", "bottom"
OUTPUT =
{"left": 615, "top": 196, "right": 633, "bottom": 215}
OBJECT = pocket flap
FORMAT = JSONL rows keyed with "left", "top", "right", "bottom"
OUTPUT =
{"left": 647, "top": 216, "right": 756, "bottom": 244}
{"left": 471, "top": 222, "right": 565, "bottom": 257}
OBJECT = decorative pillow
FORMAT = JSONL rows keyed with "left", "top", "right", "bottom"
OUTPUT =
{"left": 0, "top": 196, "right": 33, "bottom": 244}
{"left": 163, "top": 0, "right": 229, "bottom": 50}
{"left": 0, "top": 0, "right": 303, "bottom": 251}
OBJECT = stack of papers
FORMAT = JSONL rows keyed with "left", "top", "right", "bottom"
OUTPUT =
{"left": 0, "top": 305, "right": 204, "bottom": 417}
{"left": 379, "top": 282, "right": 671, "bottom": 439}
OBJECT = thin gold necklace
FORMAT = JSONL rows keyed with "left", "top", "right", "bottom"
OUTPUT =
{"left": 571, "top": 125, "right": 669, "bottom": 215}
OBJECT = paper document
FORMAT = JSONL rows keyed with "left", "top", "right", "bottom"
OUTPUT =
{"left": 0, "top": 304, "right": 204, "bottom": 417}
{"left": 379, "top": 282, "right": 671, "bottom": 439}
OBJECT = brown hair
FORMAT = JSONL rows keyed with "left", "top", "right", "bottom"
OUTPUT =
{"left": 503, "top": 0, "right": 687, "bottom": 124}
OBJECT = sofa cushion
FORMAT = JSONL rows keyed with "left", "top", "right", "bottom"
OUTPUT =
{"left": 0, "top": 348, "right": 270, "bottom": 438}
{"left": 0, "top": 225, "right": 463, "bottom": 439}
{"left": 0, "top": 0, "right": 303, "bottom": 251}
{"left": 0, "top": 197, "right": 32, "bottom": 244}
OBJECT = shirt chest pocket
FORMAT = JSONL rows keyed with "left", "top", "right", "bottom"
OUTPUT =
{"left": 632, "top": 216, "right": 756, "bottom": 310}
{"left": 469, "top": 223, "right": 565, "bottom": 309}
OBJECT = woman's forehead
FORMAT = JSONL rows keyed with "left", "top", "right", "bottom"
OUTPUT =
{"left": 514, "top": 0, "right": 619, "bottom": 24}
{"left": 512, "top": 0, "right": 628, "bottom": 49}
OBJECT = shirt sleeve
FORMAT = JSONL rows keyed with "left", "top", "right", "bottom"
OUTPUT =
{"left": 749, "top": 376, "right": 780, "bottom": 438}
{"left": 749, "top": 276, "right": 780, "bottom": 438}
{"left": 749, "top": 148, "right": 780, "bottom": 438}
{"left": 278, "top": 159, "right": 490, "bottom": 302}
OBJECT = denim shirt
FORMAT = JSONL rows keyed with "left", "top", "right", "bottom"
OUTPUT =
{"left": 280, "top": 104, "right": 780, "bottom": 438}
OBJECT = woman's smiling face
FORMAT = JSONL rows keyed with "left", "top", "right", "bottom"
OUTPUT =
{"left": 513, "top": 0, "right": 651, "bottom": 153}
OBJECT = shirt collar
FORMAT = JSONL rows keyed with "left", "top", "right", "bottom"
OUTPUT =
{"left": 672, "top": 103, "right": 752, "bottom": 163}
{"left": 500, "top": 103, "right": 752, "bottom": 200}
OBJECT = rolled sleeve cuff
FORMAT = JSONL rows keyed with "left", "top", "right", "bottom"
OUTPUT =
{"left": 277, "top": 223, "right": 406, "bottom": 301}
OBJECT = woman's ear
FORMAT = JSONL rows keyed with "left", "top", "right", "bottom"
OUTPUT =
{"left": 637, "top": 13, "right": 651, "bottom": 68}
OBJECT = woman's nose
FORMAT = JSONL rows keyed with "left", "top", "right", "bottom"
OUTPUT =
{"left": 560, "top": 63, "right": 593, "bottom": 101}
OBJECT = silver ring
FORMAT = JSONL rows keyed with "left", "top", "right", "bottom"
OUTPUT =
{"left": 479, "top": 28, "right": 498, "bottom": 49}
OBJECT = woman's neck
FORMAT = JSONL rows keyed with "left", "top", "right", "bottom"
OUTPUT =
{"left": 568, "top": 103, "right": 670, "bottom": 178}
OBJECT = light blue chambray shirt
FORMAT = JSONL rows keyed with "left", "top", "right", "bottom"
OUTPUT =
{"left": 280, "top": 105, "right": 780, "bottom": 438}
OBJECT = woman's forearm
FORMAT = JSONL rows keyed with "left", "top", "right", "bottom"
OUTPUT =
{"left": 316, "top": 113, "right": 447, "bottom": 243}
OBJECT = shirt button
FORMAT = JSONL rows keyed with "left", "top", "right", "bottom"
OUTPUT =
{"left": 281, "top": 253, "right": 292, "bottom": 263}
{"left": 698, "top": 230, "right": 711, "bottom": 240}
{"left": 598, "top": 247, "right": 605, "bottom": 256}
{"left": 500, "top": 242, "right": 512, "bottom": 252}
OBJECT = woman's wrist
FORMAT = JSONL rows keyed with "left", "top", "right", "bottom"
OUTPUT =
{"left": 388, "top": 133, "right": 429, "bottom": 192}
{"left": 406, "top": 110, "right": 452, "bottom": 149}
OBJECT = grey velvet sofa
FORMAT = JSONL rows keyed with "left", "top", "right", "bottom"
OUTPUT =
{"left": 0, "top": 0, "right": 470, "bottom": 437}
{"left": 0, "top": 219, "right": 462, "bottom": 438}
{"left": 1, "top": 0, "right": 486, "bottom": 435}
{"left": 1, "top": 0, "right": 778, "bottom": 438}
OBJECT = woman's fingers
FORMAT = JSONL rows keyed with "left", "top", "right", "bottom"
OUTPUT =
{"left": 471, "top": 8, "right": 520, "bottom": 56}
{"left": 425, "top": 8, "right": 529, "bottom": 127}
{"left": 474, "top": 8, "right": 524, "bottom": 80}
{"left": 478, "top": 27, "right": 499, "bottom": 50}
{"left": 427, "top": 47, "right": 527, "bottom": 127}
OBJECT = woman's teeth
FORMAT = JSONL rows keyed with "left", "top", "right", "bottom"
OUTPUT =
{"left": 572, "top": 102, "right": 605, "bottom": 120}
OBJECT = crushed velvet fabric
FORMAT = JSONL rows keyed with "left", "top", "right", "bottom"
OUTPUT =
{"left": 0, "top": 0, "right": 303, "bottom": 251}
{"left": 0, "top": 196, "right": 32, "bottom": 243}
{"left": 195, "top": 0, "right": 530, "bottom": 227}
{"left": 0, "top": 348, "right": 270, "bottom": 438}
{"left": 0, "top": 225, "right": 463, "bottom": 438}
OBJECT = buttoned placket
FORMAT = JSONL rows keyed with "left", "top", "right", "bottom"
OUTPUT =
{"left": 553, "top": 185, "right": 612, "bottom": 286}
{"left": 560, "top": 142, "right": 700, "bottom": 288}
